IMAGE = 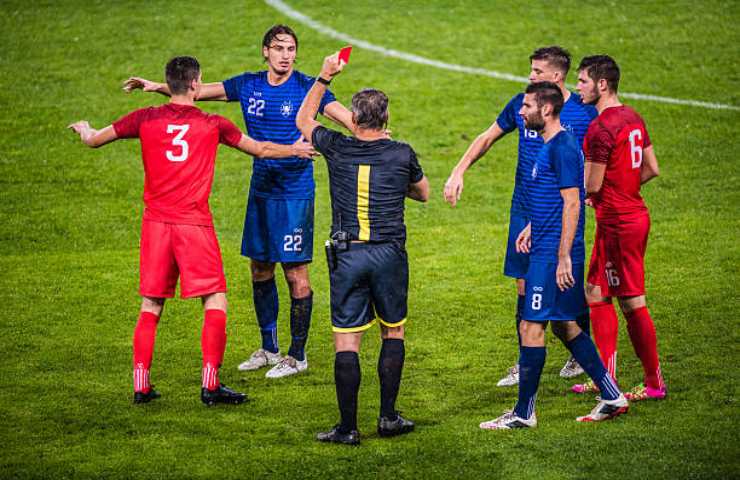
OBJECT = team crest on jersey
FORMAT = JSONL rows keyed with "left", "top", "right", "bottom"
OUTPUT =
{"left": 280, "top": 100, "right": 293, "bottom": 117}
{"left": 531, "top": 165, "right": 538, "bottom": 179}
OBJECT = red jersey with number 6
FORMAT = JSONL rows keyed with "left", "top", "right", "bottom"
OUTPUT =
{"left": 582, "top": 105, "right": 651, "bottom": 220}
{"left": 112, "top": 103, "right": 242, "bottom": 226}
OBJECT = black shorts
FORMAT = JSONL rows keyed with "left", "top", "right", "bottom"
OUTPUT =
{"left": 329, "top": 241, "right": 408, "bottom": 333}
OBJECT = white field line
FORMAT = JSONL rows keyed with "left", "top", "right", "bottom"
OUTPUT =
{"left": 265, "top": 0, "right": 739, "bottom": 112}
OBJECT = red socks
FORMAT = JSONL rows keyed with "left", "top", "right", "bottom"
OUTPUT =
{"left": 624, "top": 306, "right": 664, "bottom": 390}
{"left": 589, "top": 301, "right": 619, "bottom": 380}
{"left": 132, "top": 311, "right": 160, "bottom": 393}
{"left": 201, "top": 309, "right": 227, "bottom": 390}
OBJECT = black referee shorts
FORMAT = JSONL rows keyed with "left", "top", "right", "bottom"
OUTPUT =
{"left": 329, "top": 241, "right": 408, "bottom": 333}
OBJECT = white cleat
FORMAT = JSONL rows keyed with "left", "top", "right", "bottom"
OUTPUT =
{"left": 265, "top": 355, "right": 308, "bottom": 379}
{"left": 480, "top": 411, "right": 537, "bottom": 430}
{"left": 496, "top": 365, "right": 519, "bottom": 387}
{"left": 237, "top": 348, "right": 282, "bottom": 371}
{"left": 559, "top": 356, "right": 585, "bottom": 378}
{"left": 576, "top": 393, "right": 629, "bottom": 422}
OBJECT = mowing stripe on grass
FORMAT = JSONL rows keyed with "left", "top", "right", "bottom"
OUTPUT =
{"left": 265, "top": 0, "right": 740, "bottom": 112}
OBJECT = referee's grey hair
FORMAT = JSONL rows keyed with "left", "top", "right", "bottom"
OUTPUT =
{"left": 351, "top": 89, "right": 389, "bottom": 131}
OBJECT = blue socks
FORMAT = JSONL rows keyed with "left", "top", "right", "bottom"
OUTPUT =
{"left": 288, "top": 292, "right": 312, "bottom": 361}
{"left": 566, "top": 332, "right": 621, "bottom": 401}
{"left": 513, "top": 346, "right": 546, "bottom": 419}
{"left": 253, "top": 278, "right": 279, "bottom": 354}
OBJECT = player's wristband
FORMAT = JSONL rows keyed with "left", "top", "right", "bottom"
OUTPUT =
{"left": 317, "top": 76, "right": 331, "bottom": 86}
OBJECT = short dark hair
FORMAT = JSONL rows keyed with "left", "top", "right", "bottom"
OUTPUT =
{"left": 530, "top": 46, "right": 571, "bottom": 74}
{"left": 351, "top": 89, "right": 389, "bottom": 130}
{"left": 525, "top": 81, "right": 564, "bottom": 116}
{"left": 262, "top": 24, "right": 298, "bottom": 50}
{"left": 165, "top": 56, "right": 200, "bottom": 95}
{"left": 578, "top": 55, "right": 620, "bottom": 92}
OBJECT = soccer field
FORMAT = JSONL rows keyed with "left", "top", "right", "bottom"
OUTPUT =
{"left": 1, "top": 0, "right": 738, "bottom": 478}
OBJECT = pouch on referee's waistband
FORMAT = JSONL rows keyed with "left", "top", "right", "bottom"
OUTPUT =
{"left": 325, "top": 240, "right": 337, "bottom": 271}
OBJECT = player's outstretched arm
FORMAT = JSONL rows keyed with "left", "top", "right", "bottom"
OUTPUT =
{"left": 443, "top": 122, "right": 506, "bottom": 207}
{"left": 296, "top": 52, "right": 345, "bottom": 141}
{"left": 68, "top": 121, "right": 118, "bottom": 148}
{"left": 122, "top": 77, "right": 228, "bottom": 101}
{"left": 556, "top": 187, "right": 580, "bottom": 291}
{"left": 640, "top": 145, "right": 660, "bottom": 184}
{"left": 234, "top": 134, "right": 316, "bottom": 159}
{"left": 407, "top": 176, "right": 430, "bottom": 202}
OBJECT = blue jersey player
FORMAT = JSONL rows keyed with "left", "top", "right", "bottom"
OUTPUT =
{"left": 124, "top": 25, "right": 355, "bottom": 379}
{"left": 480, "top": 82, "right": 628, "bottom": 430}
{"left": 443, "top": 46, "right": 596, "bottom": 386}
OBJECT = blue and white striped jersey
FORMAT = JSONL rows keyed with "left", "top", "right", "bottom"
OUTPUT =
{"left": 223, "top": 70, "right": 337, "bottom": 199}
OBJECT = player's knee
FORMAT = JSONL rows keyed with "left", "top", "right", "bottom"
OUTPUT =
{"left": 618, "top": 295, "right": 646, "bottom": 314}
{"left": 334, "top": 332, "right": 362, "bottom": 352}
{"left": 202, "top": 292, "right": 227, "bottom": 312}
{"left": 140, "top": 296, "right": 165, "bottom": 316}
{"left": 516, "top": 278, "right": 526, "bottom": 296}
{"left": 519, "top": 321, "right": 545, "bottom": 346}
{"left": 585, "top": 283, "right": 607, "bottom": 304}
{"left": 381, "top": 325, "right": 404, "bottom": 340}
{"left": 250, "top": 260, "right": 276, "bottom": 281}
{"left": 552, "top": 321, "right": 578, "bottom": 343}
{"left": 284, "top": 265, "right": 311, "bottom": 298}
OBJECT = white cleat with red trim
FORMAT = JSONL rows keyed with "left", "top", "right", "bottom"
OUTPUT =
{"left": 577, "top": 394, "right": 629, "bottom": 422}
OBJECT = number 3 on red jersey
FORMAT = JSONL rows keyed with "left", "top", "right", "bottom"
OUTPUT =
{"left": 628, "top": 129, "right": 643, "bottom": 169}
{"left": 166, "top": 124, "right": 190, "bottom": 162}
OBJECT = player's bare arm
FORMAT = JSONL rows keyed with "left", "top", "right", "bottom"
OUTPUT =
{"left": 322, "top": 101, "right": 355, "bottom": 133}
{"left": 234, "top": 134, "right": 316, "bottom": 159}
{"left": 443, "top": 122, "right": 506, "bottom": 207}
{"left": 640, "top": 145, "right": 660, "bottom": 184}
{"left": 557, "top": 187, "right": 580, "bottom": 291}
{"left": 407, "top": 176, "right": 430, "bottom": 202}
{"left": 123, "top": 78, "right": 228, "bottom": 101}
{"left": 296, "top": 52, "right": 345, "bottom": 140}
{"left": 585, "top": 161, "right": 607, "bottom": 195}
{"left": 516, "top": 222, "right": 532, "bottom": 254}
{"left": 68, "top": 121, "right": 118, "bottom": 148}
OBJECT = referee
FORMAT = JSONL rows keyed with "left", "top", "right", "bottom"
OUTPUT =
{"left": 297, "top": 52, "right": 429, "bottom": 446}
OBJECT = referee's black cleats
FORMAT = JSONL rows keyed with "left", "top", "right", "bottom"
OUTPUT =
{"left": 316, "top": 425, "right": 361, "bottom": 446}
{"left": 133, "top": 387, "right": 161, "bottom": 404}
{"left": 200, "top": 383, "right": 248, "bottom": 406}
{"left": 377, "top": 413, "right": 415, "bottom": 437}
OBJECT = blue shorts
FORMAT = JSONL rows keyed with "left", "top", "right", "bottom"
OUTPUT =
{"left": 522, "top": 261, "right": 587, "bottom": 322}
{"left": 504, "top": 211, "right": 530, "bottom": 279}
{"left": 241, "top": 194, "right": 314, "bottom": 263}
{"left": 329, "top": 241, "right": 408, "bottom": 333}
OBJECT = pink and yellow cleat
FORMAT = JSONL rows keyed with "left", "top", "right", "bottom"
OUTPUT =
{"left": 624, "top": 383, "right": 666, "bottom": 401}
{"left": 571, "top": 380, "right": 600, "bottom": 394}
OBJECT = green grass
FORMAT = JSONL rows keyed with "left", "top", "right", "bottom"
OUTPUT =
{"left": 1, "top": 1, "right": 738, "bottom": 478}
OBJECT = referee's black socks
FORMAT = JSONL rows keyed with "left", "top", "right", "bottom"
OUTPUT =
{"left": 335, "top": 351, "right": 361, "bottom": 434}
{"left": 378, "top": 338, "right": 405, "bottom": 420}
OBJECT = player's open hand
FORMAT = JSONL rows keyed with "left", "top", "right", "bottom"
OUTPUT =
{"left": 123, "top": 77, "right": 159, "bottom": 93}
{"left": 67, "top": 120, "right": 90, "bottom": 135}
{"left": 556, "top": 255, "right": 575, "bottom": 291}
{"left": 292, "top": 137, "right": 318, "bottom": 159}
{"left": 515, "top": 223, "right": 531, "bottom": 254}
{"left": 320, "top": 52, "right": 345, "bottom": 79}
{"left": 443, "top": 173, "right": 464, "bottom": 206}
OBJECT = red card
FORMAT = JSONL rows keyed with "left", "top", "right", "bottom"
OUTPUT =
{"left": 339, "top": 46, "right": 352, "bottom": 64}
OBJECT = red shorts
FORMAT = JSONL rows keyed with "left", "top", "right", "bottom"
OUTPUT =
{"left": 587, "top": 213, "right": 650, "bottom": 297}
{"left": 139, "top": 220, "right": 227, "bottom": 299}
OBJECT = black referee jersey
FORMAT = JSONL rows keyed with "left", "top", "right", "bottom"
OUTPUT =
{"left": 312, "top": 126, "right": 424, "bottom": 243}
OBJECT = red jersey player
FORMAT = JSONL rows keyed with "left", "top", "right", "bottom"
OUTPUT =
{"left": 68, "top": 56, "right": 315, "bottom": 406}
{"left": 572, "top": 55, "right": 665, "bottom": 401}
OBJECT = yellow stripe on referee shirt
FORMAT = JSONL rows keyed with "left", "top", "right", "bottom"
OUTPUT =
{"left": 357, "top": 165, "right": 371, "bottom": 241}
